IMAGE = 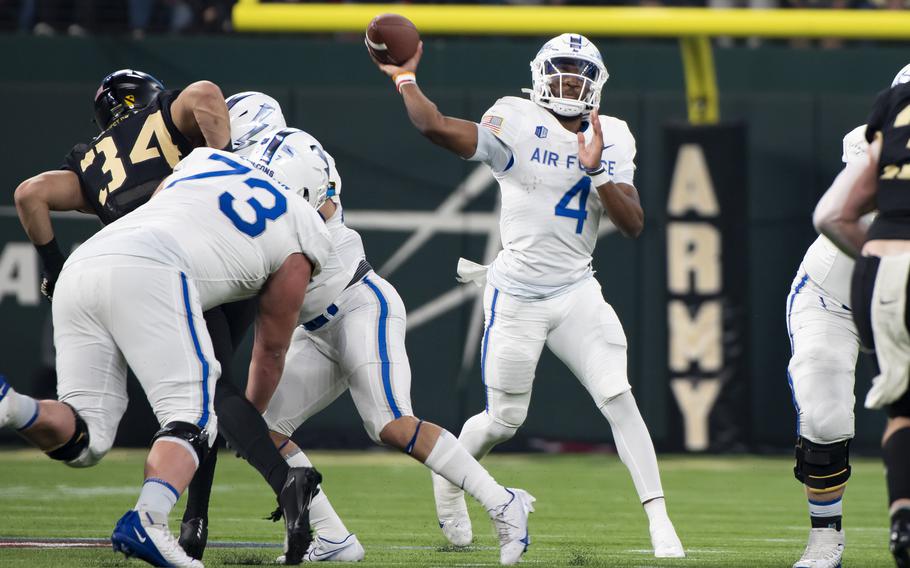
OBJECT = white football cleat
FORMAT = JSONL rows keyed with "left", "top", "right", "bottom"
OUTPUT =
{"left": 793, "top": 527, "right": 844, "bottom": 568}
{"left": 0, "top": 376, "right": 16, "bottom": 429}
{"left": 277, "top": 533, "right": 365, "bottom": 563}
{"left": 432, "top": 473, "right": 473, "bottom": 546}
{"left": 112, "top": 509, "right": 203, "bottom": 568}
{"left": 649, "top": 517, "right": 685, "bottom": 558}
{"left": 490, "top": 488, "right": 535, "bottom": 566}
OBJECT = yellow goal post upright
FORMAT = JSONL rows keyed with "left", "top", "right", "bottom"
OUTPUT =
{"left": 233, "top": 2, "right": 910, "bottom": 126}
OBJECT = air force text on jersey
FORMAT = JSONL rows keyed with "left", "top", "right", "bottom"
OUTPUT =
{"left": 529, "top": 147, "right": 616, "bottom": 176}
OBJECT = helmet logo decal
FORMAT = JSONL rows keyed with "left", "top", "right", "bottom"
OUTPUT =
{"left": 124, "top": 94, "right": 136, "bottom": 108}
{"left": 253, "top": 103, "right": 276, "bottom": 124}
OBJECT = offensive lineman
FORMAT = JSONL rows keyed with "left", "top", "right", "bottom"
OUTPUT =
{"left": 180, "top": 92, "right": 535, "bottom": 566}
{"left": 817, "top": 72, "right": 910, "bottom": 568}
{"left": 788, "top": 65, "right": 910, "bottom": 568}
{"left": 371, "top": 34, "right": 684, "bottom": 557}
{"left": 0, "top": 144, "right": 334, "bottom": 567}
{"left": 13, "top": 72, "right": 322, "bottom": 562}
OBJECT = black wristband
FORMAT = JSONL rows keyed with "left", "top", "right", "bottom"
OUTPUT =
{"left": 35, "top": 238, "right": 66, "bottom": 276}
{"left": 585, "top": 165, "right": 606, "bottom": 176}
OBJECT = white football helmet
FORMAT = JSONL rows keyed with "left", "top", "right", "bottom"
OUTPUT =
{"left": 249, "top": 128, "right": 330, "bottom": 210}
{"left": 226, "top": 91, "right": 287, "bottom": 156}
{"left": 893, "top": 63, "right": 910, "bottom": 87}
{"left": 525, "top": 33, "right": 608, "bottom": 118}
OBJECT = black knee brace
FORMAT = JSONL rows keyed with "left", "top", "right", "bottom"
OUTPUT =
{"left": 153, "top": 421, "right": 210, "bottom": 464}
{"left": 46, "top": 404, "right": 90, "bottom": 462}
{"left": 794, "top": 437, "right": 852, "bottom": 491}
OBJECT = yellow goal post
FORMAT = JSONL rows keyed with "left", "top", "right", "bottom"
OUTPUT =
{"left": 232, "top": 2, "right": 910, "bottom": 124}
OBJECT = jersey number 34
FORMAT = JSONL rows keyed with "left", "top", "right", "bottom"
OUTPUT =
{"left": 555, "top": 177, "right": 591, "bottom": 234}
{"left": 79, "top": 110, "right": 182, "bottom": 206}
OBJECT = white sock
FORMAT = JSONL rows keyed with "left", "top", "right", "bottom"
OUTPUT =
{"left": 0, "top": 382, "right": 39, "bottom": 431}
{"left": 424, "top": 430, "right": 510, "bottom": 511}
{"left": 457, "top": 411, "right": 517, "bottom": 459}
{"left": 644, "top": 497, "right": 670, "bottom": 524}
{"left": 285, "top": 448, "right": 351, "bottom": 540}
{"left": 135, "top": 478, "right": 180, "bottom": 518}
{"left": 600, "top": 391, "right": 665, "bottom": 503}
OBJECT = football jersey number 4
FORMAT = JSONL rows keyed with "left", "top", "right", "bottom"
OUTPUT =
{"left": 554, "top": 177, "right": 591, "bottom": 234}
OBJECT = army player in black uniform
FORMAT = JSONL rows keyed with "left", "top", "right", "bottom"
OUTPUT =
{"left": 12, "top": 70, "right": 320, "bottom": 564}
{"left": 818, "top": 81, "right": 910, "bottom": 567}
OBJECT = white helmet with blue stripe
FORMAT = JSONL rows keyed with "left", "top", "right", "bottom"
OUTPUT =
{"left": 226, "top": 91, "right": 287, "bottom": 156}
{"left": 526, "top": 33, "right": 608, "bottom": 118}
{"left": 249, "top": 128, "right": 331, "bottom": 210}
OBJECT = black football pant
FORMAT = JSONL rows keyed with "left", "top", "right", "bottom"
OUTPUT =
{"left": 182, "top": 299, "right": 290, "bottom": 523}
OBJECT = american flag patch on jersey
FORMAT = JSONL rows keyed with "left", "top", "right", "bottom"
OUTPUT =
{"left": 481, "top": 115, "right": 504, "bottom": 134}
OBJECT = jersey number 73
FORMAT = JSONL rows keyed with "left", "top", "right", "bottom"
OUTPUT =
{"left": 165, "top": 153, "right": 287, "bottom": 238}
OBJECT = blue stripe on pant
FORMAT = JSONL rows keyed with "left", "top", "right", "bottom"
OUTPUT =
{"left": 786, "top": 274, "right": 809, "bottom": 436}
{"left": 481, "top": 288, "right": 500, "bottom": 412}
{"left": 180, "top": 272, "right": 210, "bottom": 428}
{"left": 363, "top": 277, "right": 402, "bottom": 419}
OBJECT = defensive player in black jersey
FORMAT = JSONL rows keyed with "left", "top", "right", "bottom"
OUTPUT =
{"left": 11, "top": 70, "right": 319, "bottom": 565}
{"left": 817, "top": 80, "right": 910, "bottom": 567}
{"left": 16, "top": 69, "right": 225, "bottom": 298}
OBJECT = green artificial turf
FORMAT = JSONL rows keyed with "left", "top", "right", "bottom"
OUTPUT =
{"left": 0, "top": 449, "right": 894, "bottom": 566}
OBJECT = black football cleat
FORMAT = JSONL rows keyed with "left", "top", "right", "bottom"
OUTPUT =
{"left": 178, "top": 517, "right": 208, "bottom": 561}
{"left": 270, "top": 466, "right": 322, "bottom": 565}
{"left": 893, "top": 512, "right": 910, "bottom": 568}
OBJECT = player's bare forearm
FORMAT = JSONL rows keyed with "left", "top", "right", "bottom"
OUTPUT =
{"left": 371, "top": 41, "right": 477, "bottom": 158}
{"left": 246, "top": 346, "right": 287, "bottom": 413}
{"left": 596, "top": 182, "right": 644, "bottom": 238}
{"left": 819, "top": 219, "right": 867, "bottom": 258}
{"left": 14, "top": 170, "right": 86, "bottom": 245}
{"left": 172, "top": 81, "right": 231, "bottom": 149}
{"left": 400, "top": 84, "right": 478, "bottom": 158}
{"left": 246, "top": 253, "right": 312, "bottom": 412}
{"left": 818, "top": 156, "right": 877, "bottom": 257}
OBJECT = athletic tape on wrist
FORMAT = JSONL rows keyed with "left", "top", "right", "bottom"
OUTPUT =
{"left": 394, "top": 72, "right": 416, "bottom": 93}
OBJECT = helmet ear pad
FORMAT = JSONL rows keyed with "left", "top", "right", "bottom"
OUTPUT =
{"left": 93, "top": 69, "right": 165, "bottom": 130}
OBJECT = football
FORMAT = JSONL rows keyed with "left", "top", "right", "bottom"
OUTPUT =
{"left": 365, "top": 13, "right": 420, "bottom": 65}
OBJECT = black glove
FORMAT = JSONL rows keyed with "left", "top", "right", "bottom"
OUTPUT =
{"left": 35, "top": 238, "right": 65, "bottom": 303}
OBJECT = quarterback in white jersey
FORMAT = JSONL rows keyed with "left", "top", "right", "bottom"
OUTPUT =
{"left": 0, "top": 145, "right": 332, "bottom": 568}
{"left": 793, "top": 64, "right": 910, "bottom": 568}
{"left": 372, "top": 34, "right": 684, "bottom": 558}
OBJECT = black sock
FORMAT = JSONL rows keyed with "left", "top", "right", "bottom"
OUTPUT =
{"left": 215, "top": 379, "right": 290, "bottom": 497}
{"left": 811, "top": 514, "right": 842, "bottom": 531}
{"left": 884, "top": 427, "right": 910, "bottom": 508}
{"left": 183, "top": 440, "right": 218, "bottom": 523}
